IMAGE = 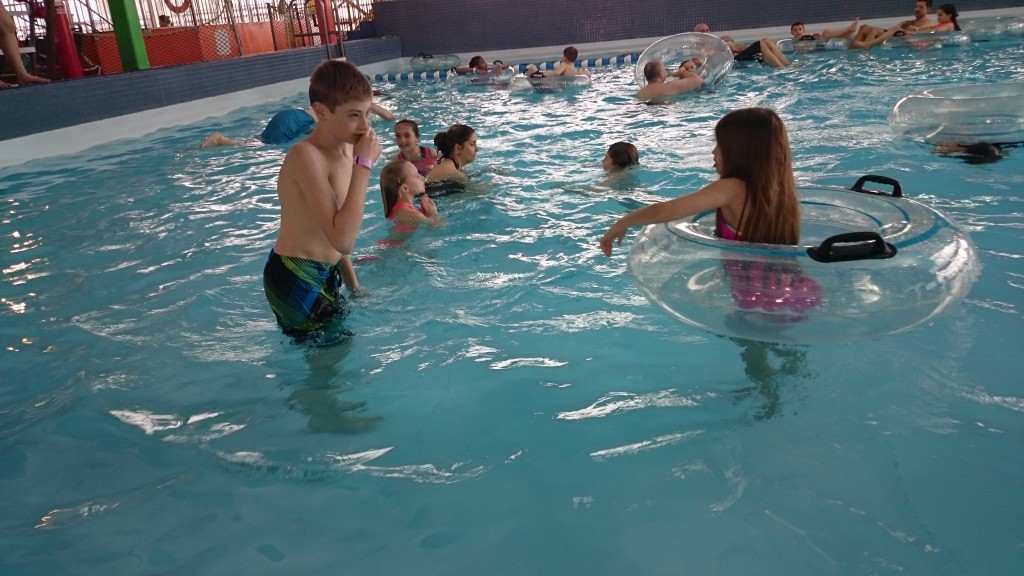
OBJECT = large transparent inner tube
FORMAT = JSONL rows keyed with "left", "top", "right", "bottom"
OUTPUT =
{"left": 509, "top": 75, "right": 592, "bottom": 91}
{"left": 448, "top": 66, "right": 517, "bottom": 86}
{"left": 409, "top": 54, "right": 461, "bottom": 72}
{"left": 889, "top": 82, "right": 1024, "bottom": 145}
{"left": 634, "top": 32, "right": 733, "bottom": 88}
{"left": 959, "top": 16, "right": 1024, "bottom": 41}
{"left": 626, "top": 186, "right": 980, "bottom": 344}
{"left": 882, "top": 30, "right": 970, "bottom": 49}
{"left": 777, "top": 36, "right": 848, "bottom": 53}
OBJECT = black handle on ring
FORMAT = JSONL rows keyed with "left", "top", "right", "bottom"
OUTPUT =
{"left": 418, "top": 52, "right": 434, "bottom": 58}
{"left": 849, "top": 174, "right": 903, "bottom": 198}
{"left": 807, "top": 232, "right": 897, "bottom": 263}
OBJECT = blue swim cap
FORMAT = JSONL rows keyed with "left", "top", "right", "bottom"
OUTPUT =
{"left": 260, "top": 108, "right": 316, "bottom": 144}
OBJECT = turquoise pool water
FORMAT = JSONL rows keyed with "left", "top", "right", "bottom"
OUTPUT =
{"left": 2, "top": 39, "right": 1023, "bottom": 574}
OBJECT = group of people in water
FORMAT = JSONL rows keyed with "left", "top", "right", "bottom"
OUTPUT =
{"left": 642, "top": 0, "right": 963, "bottom": 98}
{"left": 258, "top": 0, "right": 1005, "bottom": 339}
{"left": 259, "top": 58, "right": 799, "bottom": 338}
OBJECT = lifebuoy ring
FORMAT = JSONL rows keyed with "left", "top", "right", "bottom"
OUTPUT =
{"left": 882, "top": 30, "right": 970, "bottom": 50}
{"left": 409, "top": 53, "right": 461, "bottom": 72}
{"left": 958, "top": 16, "right": 1024, "bottom": 41}
{"left": 777, "top": 36, "right": 849, "bottom": 53}
{"left": 509, "top": 74, "right": 591, "bottom": 92}
{"left": 889, "top": 82, "right": 1024, "bottom": 145}
{"left": 449, "top": 66, "right": 516, "bottom": 87}
{"left": 626, "top": 176, "right": 979, "bottom": 344}
{"left": 163, "top": 0, "right": 191, "bottom": 15}
{"left": 634, "top": 32, "right": 733, "bottom": 88}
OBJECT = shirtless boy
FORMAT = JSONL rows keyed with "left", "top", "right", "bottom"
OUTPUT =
{"left": 526, "top": 46, "right": 592, "bottom": 78}
{"left": 263, "top": 60, "right": 383, "bottom": 335}
{"left": 790, "top": 18, "right": 860, "bottom": 41}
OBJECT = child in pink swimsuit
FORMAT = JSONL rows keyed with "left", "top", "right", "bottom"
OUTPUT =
{"left": 601, "top": 107, "right": 800, "bottom": 253}
{"left": 600, "top": 107, "right": 821, "bottom": 322}
{"left": 378, "top": 159, "right": 441, "bottom": 246}
{"left": 393, "top": 119, "right": 438, "bottom": 177}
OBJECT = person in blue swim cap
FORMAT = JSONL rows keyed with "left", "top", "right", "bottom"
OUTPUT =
{"left": 200, "top": 101, "right": 394, "bottom": 148}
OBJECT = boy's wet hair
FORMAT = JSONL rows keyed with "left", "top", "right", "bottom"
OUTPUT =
{"left": 607, "top": 142, "right": 639, "bottom": 168}
{"left": 563, "top": 46, "right": 579, "bottom": 62}
{"left": 308, "top": 60, "right": 372, "bottom": 111}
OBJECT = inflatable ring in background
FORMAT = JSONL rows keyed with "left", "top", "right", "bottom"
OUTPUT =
{"left": 447, "top": 65, "right": 516, "bottom": 87}
{"left": 410, "top": 53, "right": 461, "bottom": 72}
{"left": 626, "top": 176, "right": 980, "bottom": 344}
{"left": 634, "top": 32, "right": 733, "bottom": 88}
{"left": 509, "top": 74, "right": 592, "bottom": 92}
{"left": 889, "top": 81, "right": 1024, "bottom": 145}
{"left": 777, "top": 36, "right": 849, "bottom": 53}
{"left": 958, "top": 15, "right": 1024, "bottom": 42}
{"left": 163, "top": 0, "right": 191, "bottom": 14}
{"left": 882, "top": 30, "right": 970, "bottom": 50}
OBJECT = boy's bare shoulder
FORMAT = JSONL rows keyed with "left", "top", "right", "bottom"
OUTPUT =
{"left": 281, "top": 139, "right": 327, "bottom": 172}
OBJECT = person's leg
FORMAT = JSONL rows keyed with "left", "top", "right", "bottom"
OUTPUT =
{"left": 0, "top": 4, "right": 48, "bottom": 87}
{"left": 200, "top": 132, "right": 243, "bottom": 148}
{"left": 758, "top": 38, "right": 790, "bottom": 67}
{"left": 852, "top": 25, "right": 900, "bottom": 50}
{"left": 820, "top": 16, "right": 859, "bottom": 39}
{"left": 850, "top": 23, "right": 880, "bottom": 46}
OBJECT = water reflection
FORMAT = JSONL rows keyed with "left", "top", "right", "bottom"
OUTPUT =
{"left": 731, "top": 338, "right": 808, "bottom": 420}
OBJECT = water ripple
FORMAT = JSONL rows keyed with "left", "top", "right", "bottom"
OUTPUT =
{"left": 557, "top": 390, "right": 701, "bottom": 420}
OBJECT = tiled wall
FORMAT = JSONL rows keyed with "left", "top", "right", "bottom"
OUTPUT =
{"left": 374, "top": 0, "right": 1022, "bottom": 55}
{"left": 0, "top": 38, "right": 400, "bottom": 142}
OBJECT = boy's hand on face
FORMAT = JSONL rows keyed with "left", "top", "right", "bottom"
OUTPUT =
{"left": 355, "top": 128, "right": 383, "bottom": 162}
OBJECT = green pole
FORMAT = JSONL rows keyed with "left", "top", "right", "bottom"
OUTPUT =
{"left": 107, "top": 0, "right": 149, "bottom": 71}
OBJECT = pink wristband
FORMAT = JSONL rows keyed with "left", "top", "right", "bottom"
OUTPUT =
{"left": 354, "top": 155, "right": 373, "bottom": 170}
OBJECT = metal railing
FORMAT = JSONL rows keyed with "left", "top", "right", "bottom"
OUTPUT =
{"left": 4, "top": 0, "right": 373, "bottom": 37}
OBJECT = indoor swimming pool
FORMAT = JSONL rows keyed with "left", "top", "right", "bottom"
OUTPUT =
{"left": 1, "top": 30, "right": 1023, "bottom": 575}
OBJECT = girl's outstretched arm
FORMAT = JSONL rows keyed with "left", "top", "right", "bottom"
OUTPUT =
{"left": 600, "top": 178, "right": 744, "bottom": 256}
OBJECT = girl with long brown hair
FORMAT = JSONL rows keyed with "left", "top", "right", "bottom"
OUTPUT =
{"left": 600, "top": 107, "right": 799, "bottom": 255}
